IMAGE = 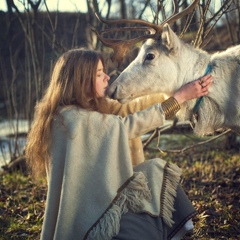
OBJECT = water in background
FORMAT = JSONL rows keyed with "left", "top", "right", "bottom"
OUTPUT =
{"left": 0, "top": 120, "right": 29, "bottom": 167}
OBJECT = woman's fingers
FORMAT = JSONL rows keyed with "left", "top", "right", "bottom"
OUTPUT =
{"left": 197, "top": 74, "right": 213, "bottom": 94}
{"left": 173, "top": 75, "right": 213, "bottom": 104}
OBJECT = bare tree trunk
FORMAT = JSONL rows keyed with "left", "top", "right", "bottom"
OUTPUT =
{"left": 86, "top": 0, "right": 99, "bottom": 49}
{"left": 1, "top": 0, "right": 239, "bottom": 171}
{"left": 119, "top": 0, "right": 127, "bottom": 19}
{"left": 5, "top": 0, "right": 13, "bottom": 15}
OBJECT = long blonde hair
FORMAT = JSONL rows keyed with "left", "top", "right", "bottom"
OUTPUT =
{"left": 25, "top": 48, "right": 105, "bottom": 179}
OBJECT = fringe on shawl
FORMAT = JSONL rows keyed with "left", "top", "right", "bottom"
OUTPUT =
{"left": 86, "top": 163, "right": 182, "bottom": 239}
{"left": 85, "top": 172, "right": 151, "bottom": 240}
{"left": 160, "top": 162, "right": 182, "bottom": 227}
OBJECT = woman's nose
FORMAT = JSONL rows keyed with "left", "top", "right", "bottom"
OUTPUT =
{"left": 105, "top": 74, "right": 110, "bottom": 81}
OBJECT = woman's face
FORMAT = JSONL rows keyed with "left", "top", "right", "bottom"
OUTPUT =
{"left": 95, "top": 60, "right": 110, "bottom": 97}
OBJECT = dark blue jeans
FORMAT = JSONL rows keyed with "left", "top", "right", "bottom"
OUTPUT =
{"left": 112, "top": 185, "right": 196, "bottom": 240}
{"left": 112, "top": 211, "right": 167, "bottom": 240}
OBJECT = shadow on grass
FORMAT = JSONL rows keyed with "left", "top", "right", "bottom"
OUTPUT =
{"left": 0, "top": 133, "right": 239, "bottom": 239}
{"left": 145, "top": 133, "right": 240, "bottom": 239}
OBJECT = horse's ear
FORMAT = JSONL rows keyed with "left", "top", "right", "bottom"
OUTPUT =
{"left": 161, "top": 23, "right": 181, "bottom": 55}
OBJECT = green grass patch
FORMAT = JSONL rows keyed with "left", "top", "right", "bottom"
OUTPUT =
{"left": 0, "top": 172, "right": 46, "bottom": 239}
{"left": 0, "top": 133, "right": 239, "bottom": 239}
{"left": 144, "top": 133, "right": 240, "bottom": 239}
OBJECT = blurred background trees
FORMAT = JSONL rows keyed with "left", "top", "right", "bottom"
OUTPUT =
{"left": 0, "top": 0, "right": 239, "bottom": 164}
{"left": 0, "top": 2, "right": 239, "bottom": 238}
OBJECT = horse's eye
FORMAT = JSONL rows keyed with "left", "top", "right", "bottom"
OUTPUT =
{"left": 145, "top": 53, "right": 155, "bottom": 61}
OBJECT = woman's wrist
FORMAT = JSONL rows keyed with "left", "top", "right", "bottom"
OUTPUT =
{"left": 161, "top": 96, "right": 181, "bottom": 119}
{"left": 172, "top": 92, "right": 185, "bottom": 105}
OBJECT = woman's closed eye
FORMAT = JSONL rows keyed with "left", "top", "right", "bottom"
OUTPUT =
{"left": 97, "top": 71, "right": 104, "bottom": 77}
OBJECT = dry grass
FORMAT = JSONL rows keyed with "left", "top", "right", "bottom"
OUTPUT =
{"left": 0, "top": 133, "right": 239, "bottom": 239}
{"left": 144, "top": 133, "right": 240, "bottom": 239}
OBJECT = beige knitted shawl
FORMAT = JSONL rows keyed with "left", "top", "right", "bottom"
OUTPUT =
{"left": 98, "top": 94, "right": 167, "bottom": 165}
{"left": 40, "top": 104, "right": 182, "bottom": 240}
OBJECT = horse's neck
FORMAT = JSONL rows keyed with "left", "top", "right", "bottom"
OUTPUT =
{"left": 179, "top": 44, "right": 211, "bottom": 85}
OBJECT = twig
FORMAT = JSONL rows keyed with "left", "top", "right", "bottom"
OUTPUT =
{"left": 147, "top": 129, "right": 232, "bottom": 154}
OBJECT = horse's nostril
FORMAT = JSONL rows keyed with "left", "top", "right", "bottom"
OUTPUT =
{"left": 111, "top": 87, "right": 118, "bottom": 99}
{"left": 107, "top": 86, "right": 118, "bottom": 99}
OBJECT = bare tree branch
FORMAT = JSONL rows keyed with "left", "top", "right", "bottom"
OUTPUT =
{"left": 146, "top": 129, "right": 232, "bottom": 154}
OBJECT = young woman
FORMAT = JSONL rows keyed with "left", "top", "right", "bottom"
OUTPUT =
{"left": 26, "top": 48, "right": 212, "bottom": 240}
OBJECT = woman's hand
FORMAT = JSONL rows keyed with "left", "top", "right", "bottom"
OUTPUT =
{"left": 173, "top": 74, "right": 213, "bottom": 105}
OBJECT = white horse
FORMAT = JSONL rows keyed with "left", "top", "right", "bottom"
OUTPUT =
{"left": 107, "top": 23, "right": 240, "bottom": 135}
{"left": 93, "top": 0, "right": 240, "bottom": 135}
